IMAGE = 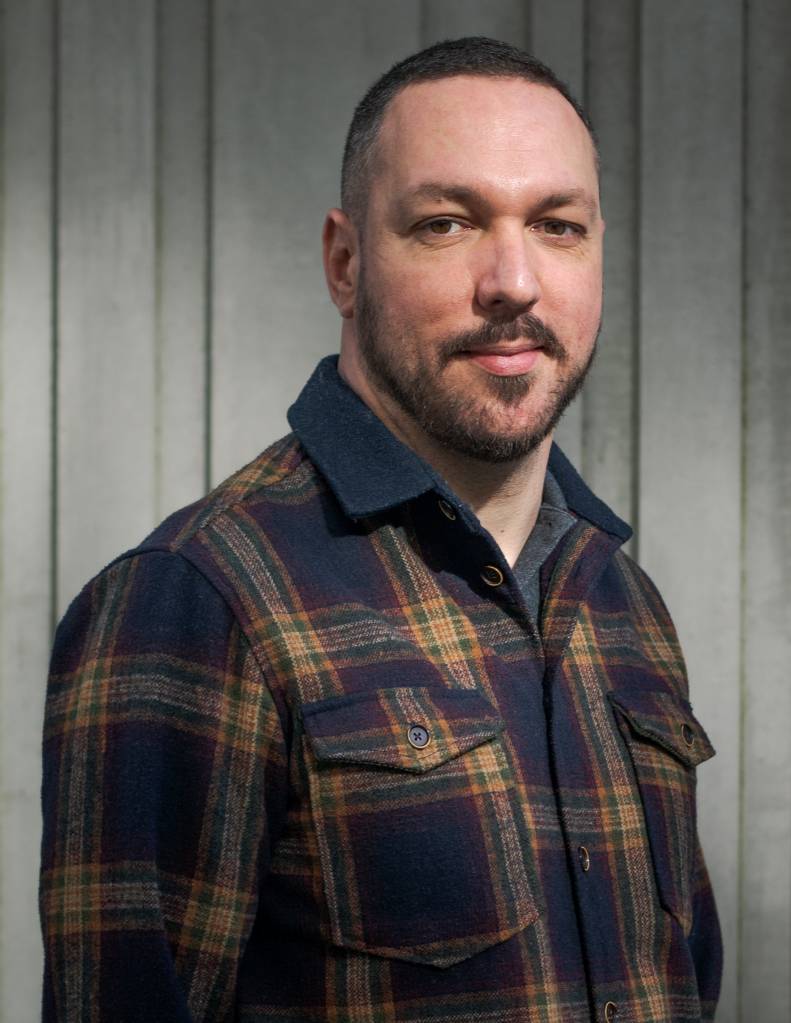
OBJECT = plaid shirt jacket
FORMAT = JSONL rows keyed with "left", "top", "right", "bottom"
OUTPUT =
{"left": 41, "top": 356, "right": 722, "bottom": 1022}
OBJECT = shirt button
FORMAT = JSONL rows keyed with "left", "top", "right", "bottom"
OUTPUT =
{"left": 480, "top": 564, "right": 504, "bottom": 587}
{"left": 578, "top": 845, "right": 591, "bottom": 872}
{"left": 407, "top": 724, "right": 431, "bottom": 749}
{"left": 437, "top": 498, "right": 457, "bottom": 521}
{"left": 681, "top": 723, "right": 695, "bottom": 747}
{"left": 604, "top": 1001, "right": 618, "bottom": 1022}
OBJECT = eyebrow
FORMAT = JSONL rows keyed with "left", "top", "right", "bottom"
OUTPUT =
{"left": 399, "top": 182, "right": 600, "bottom": 220}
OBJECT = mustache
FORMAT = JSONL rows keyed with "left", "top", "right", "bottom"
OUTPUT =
{"left": 438, "top": 313, "right": 568, "bottom": 363}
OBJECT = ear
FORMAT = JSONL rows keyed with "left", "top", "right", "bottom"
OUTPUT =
{"left": 322, "top": 208, "right": 359, "bottom": 319}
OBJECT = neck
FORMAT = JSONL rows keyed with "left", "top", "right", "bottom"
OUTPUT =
{"left": 338, "top": 346, "right": 552, "bottom": 567}
{"left": 401, "top": 428, "right": 552, "bottom": 568}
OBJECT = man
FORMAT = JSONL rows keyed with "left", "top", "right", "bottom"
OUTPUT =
{"left": 41, "top": 37, "right": 722, "bottom": 1022}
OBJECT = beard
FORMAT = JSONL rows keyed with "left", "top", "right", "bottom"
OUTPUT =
{"left": 355, "top": 269, "right": 599, "bottom": 464}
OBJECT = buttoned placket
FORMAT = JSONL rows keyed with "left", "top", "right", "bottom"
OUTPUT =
{"left": 424, "top": 490, "right": 595, "bottom": 1010}
{"left": 539, "top": 524, "right": 645, "bottom": 1018}
{"left": 408, "top": 483, "right": 647, "bottom": 1017}
{"left": 431, "top": 487, "right": 532, "bottom": 605}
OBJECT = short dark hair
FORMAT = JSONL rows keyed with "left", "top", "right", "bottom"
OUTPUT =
{"left": 340, "top": 36, "right": 596, "bottom": 228}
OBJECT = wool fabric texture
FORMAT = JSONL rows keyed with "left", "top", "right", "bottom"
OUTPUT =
{"left": 40, "top": 356, "right": 722, "bottom": 1021}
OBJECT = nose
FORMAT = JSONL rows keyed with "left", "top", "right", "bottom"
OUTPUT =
{"left": 474, "top": 225, "right": 541, "bottom": 317}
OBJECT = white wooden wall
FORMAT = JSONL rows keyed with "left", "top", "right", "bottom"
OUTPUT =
{"left": 1, "top": 2, "right": 789, "bottom": 1020}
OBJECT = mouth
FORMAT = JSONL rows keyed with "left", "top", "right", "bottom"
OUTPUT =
{"left": 459, "top": 344, "right": 544, "bottom": 376}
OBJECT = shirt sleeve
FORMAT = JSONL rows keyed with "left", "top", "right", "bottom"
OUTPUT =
{"left": 40, "top": 549, "right": 289, "bottom": 1022}
{"left": 687, "top": 834, "right": 723, "bottom": 1020}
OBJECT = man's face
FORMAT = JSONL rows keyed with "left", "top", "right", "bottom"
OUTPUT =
{"left": 348, "top": 75, "right": 603, "bottom": 463}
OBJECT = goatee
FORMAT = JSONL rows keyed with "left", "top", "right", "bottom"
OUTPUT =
{"left": 355, "top": 271, "right": 598, "bottom": 464}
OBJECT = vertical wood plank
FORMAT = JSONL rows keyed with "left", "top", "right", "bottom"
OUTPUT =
{"left": 421, "top": 0, "right": 527, "bottom": 43}
{"left": 57, "top": 0, "right": 156, "bottom": 610}
{"left": 155, "top": 0, "right": 209, "bottom": 518}
{"left": 638, "top": 3, "right": 743, "bottom": 1016}
{"left": 741, "top": 0, "right": 791, "bottom": 1016}
{"left": 211, "top": 0, "right": 420, "bottom": 483}
{"left": 583, "top": 1, "right": 638, "bottom": 532}
{"left": 0, "top": 3, "right": 53, "bottom": 1019}
{"left": 528, "top": 0, "right": 585, "bottom": 469}
{"left": 528, "top": 0, "right": 584, "bottom": 96}
{"left": 1, "top": 4, "right": 787, "bottom": 1018}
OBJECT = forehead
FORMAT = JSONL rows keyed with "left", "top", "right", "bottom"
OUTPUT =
{"left": 374, "top": 75, "right": 598, "bottom": 201}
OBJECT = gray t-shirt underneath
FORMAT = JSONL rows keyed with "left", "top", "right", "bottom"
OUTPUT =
{"left": 512, "top": 469, "right": 576, "bottom": 629}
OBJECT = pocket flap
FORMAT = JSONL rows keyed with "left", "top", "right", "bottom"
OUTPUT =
{"left": 608, "top": 689, "right": 715, "bottom": 768}
{"left": 302, "top": 687, "right": 504, "bottom": 773}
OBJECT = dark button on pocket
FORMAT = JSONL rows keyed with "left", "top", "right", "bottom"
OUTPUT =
{"left": 604, "top": 1002, "right": 618, "bottom": 1022}
{"left": 608, "top": 689, "right": 716, "bottom": 936}
{"left": 480, "top": 564, "right": 504, "bottom": 587}
{"left": 407, "top": 724, "right": 431, "bottom": 749}
{"left": 578, "top": 845, "right": 591, "bottom": 872}
{"left": 301, "top": 686, "right": 540, "bottom": 967}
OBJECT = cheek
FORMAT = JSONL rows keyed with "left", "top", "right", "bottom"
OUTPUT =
{"left": 382, "top": 264, "right": 471, "bottom": 329}
{"left": 544, "top": 267, "right": 602, "bottom": 333}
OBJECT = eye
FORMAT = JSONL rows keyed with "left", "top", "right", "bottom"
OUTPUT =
{"left": 535, "top": 220, "right": 585, "bottom": 243}
{"left": 420, "top": 218, "right": 466, "bottom": 237}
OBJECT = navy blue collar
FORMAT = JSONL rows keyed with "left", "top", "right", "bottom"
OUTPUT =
{"left": 287, "top": 355, "right": 631, "bottom": 542}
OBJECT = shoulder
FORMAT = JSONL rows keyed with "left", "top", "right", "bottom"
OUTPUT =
{"left": 142, "top": 431, "right": 314, "bottom": 553}
{"left": 50, "top": 546, "right": 243, "bottom": 677}
{"left": 607, "top": 548, "right": 690, "bottom": 700}
{"left": 609, "top": 548, "right": 678, "bottom": 631}
{"left": 113, "top": 432, "right": 321, "bottom": 600}
{"left": 54, "top": 433, "right": 319, "bottom": 657}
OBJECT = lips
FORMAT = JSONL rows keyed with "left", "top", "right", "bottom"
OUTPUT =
{"left": 461, "top": 345, "right": 543, "bottom": 376}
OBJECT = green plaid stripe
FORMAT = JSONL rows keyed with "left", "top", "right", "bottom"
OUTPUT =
{"left": 41, "top": 420, "right": 720, "bottom": 1020}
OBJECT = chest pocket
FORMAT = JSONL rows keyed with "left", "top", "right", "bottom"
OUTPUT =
{"left": 608, "top": 689, "right": 715, "bottom": 934}
{"left": 301, "top": 686, "right": 541, "bottom": 967}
